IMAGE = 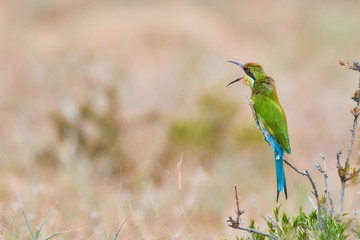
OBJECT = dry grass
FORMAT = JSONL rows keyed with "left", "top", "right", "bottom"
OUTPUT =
{"left": 0, "top": 0, "right": 360, "bottom": 239}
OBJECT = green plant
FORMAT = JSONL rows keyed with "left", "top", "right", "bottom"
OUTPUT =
{"left": 18, "top": 194, "right": 64, "bottom": 240}
{"left": 266, "top": 207, "right": 346, "bottom": 240}
{"left": 231, "top": 205, "right": 350, "bottom": 240}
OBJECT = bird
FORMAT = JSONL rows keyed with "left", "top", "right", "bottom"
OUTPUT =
{"left": 227, "top": 61, "right": 291, "bottom": 202}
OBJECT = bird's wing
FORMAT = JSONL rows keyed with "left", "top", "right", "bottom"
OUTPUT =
{"left": 252, "top": 95, "right": 291, "bottom": 154}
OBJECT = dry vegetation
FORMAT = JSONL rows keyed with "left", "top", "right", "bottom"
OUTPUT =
{"left": 0, "top": 0, "right": 360, "bottom": 239}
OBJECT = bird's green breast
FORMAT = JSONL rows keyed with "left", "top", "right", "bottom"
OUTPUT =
{"left": 251, "top": 80, "right": 291, "bottom": 154}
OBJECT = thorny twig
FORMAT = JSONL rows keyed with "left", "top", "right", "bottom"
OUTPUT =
{"left": 227, "top": 186, "right": 279, "bottom": 240}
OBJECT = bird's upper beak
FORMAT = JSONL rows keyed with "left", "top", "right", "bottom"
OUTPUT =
{"left": 227, "top": 61, "right": 254, "bottom": 88}
{"left": 228, "top": 61, "right": 244, "bottom": 69}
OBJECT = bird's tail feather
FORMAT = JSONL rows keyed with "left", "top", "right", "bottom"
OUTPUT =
{"left": 260, "top": 126, "right": 288, "bottom": 201}
{"left": 275, "top": 152, "right": 287, "bottom": 202}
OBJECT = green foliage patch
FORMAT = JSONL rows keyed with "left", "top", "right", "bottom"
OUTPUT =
{"left": 238, "top": 206, "right": 350, "bottom": 240}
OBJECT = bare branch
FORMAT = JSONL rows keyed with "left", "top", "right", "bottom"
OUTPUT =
{"left": 342, "top": 58, "right": 360, "bottom": 170}
{"left": 336, "top": 147, "right": 342, "bottom": 171}
{"left": 227, "top": 186, "right": 279, "bottom": 240}
{"left": 233, "top": 186, "right": 245, "bottom": 225}
{"left": 338, "top": 181, "right": 345, "bottom": 220}
{"left": 283, "top": 159, "right": 321, "bottom": 211}
{"left": 344, "top": 109, "right": 359, "bottom": 170}
{"left": 317, "top": 155, "right": 335, "bottom": 217}
{"left": 337, "top": 58, "right": 360, "bottom": 219}
{"left": 227, "top": 220, "right": 280, "bottom": 240}
{"left": 317, "top": 155, "right": 328, "bottom": 194}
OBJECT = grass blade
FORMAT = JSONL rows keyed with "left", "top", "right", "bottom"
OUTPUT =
{"left": 37, "top": 201, "right": 59, "bottom": 238}
{"left": 114, "top": 217, "right": 129, "bottom": 240}
{"left": 17, "top": 192, "right": 36, "bottom": 240}
{"left": 43, "top": 232, "right": 63, "bottom": 240}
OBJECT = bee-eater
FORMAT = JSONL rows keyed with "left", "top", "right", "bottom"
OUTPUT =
{"left": 227, "top": 61, "right": 291, "bottom": 201}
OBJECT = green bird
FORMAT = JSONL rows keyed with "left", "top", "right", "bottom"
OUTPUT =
{"left": 227, "top": 61, "right": 291, "bottom": 201}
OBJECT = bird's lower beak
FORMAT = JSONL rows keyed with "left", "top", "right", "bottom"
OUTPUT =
{"left": 226, "top": 77, "right": 244, "bottom": 87}
{"left": 226, "top": 75, "right": 254, "bottom": 88}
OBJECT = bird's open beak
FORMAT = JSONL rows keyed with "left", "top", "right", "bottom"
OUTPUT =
{"left": 227, "top": 61, "right": 244, "bottom": 87}
{"left": 227, "top": 61, "right": 254, "bottom": 88}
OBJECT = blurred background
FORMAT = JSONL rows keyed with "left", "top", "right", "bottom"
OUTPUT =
{"left": 0, "top": 0, "right": 360, "bottom": 239}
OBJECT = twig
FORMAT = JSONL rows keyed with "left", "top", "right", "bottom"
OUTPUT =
{"left": 337, "top": 59, "right": 360, "bottom": 220}
{"left": 345, "top": 107, "right": 359, "bottom": 170}
{"left": 317, "top": 155, "right": 335, "bottom": 217}
{"left": 283, "top": 159, "right": 320, "bottom": 211}
{"left": 317, "top": 155, "right": 335, "bottom": 220}
{"left": 283, "top": 158, "right": 325, "bottom": 230}
{"left": 336, "top": 147, "right": 342, "bottom": 172}
{"left": 340, "top": 59, "right": 360, "bottom": 170}
{"left": 227, "top": 186, "right": 279, "bottom": 240}
{"left": 338, "top": 181, "right": 345, "bottom": 220}
{"left": 227, "top": 221, "right": 280, "bottom": 240}
{"left": 317, "top": 155, "right": 328, "bottom": 196}
{"left": 233, "top": 186, "right": 245, "bottom": 225}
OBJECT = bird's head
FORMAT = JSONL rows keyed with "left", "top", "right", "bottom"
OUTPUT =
{"left": 227, "top": 61, "right": 266, "bottom": 88}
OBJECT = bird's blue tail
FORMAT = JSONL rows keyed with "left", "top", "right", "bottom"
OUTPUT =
{"left": 262, "top": 127, "right": 287, "bottom": 202}
{"left": 275, "top": 150, "right": 287, "bottom": 202}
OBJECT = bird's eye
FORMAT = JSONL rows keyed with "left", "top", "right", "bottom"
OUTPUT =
{"left": 246, "top": 69, "right": 255, "bottom": 80}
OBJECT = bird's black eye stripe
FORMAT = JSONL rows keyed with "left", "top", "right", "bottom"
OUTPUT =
{"left": 246, "top": 69, "right": 255, "bottom": 80}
